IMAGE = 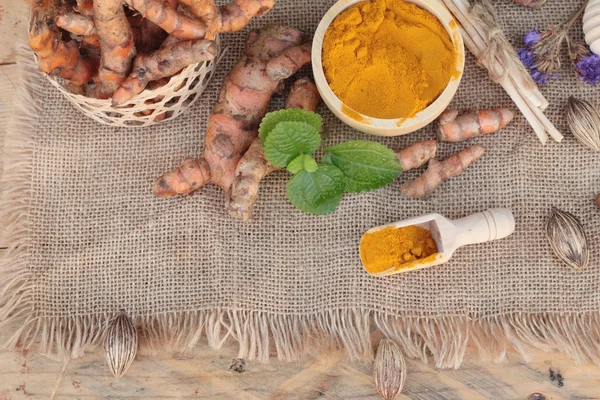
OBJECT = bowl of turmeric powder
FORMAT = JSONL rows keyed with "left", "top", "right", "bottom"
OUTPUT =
{"left": 312, "top": 0, "right": 465, "bottom": 136}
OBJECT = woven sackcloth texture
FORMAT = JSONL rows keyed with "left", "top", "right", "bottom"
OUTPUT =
{"left": 1, "top": 0, "right": 600, "bottom": 369}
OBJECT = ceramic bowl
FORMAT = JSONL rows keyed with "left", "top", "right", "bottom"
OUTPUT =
{"left": 311, "top": 0, "right": 465, "bottom": 137}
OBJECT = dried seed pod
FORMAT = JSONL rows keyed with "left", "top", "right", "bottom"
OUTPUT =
{"left": 373, "top": 339, "right": 407, "bottom": 400}
{"left": 546, "top": 207, "right": 589, "bottom": 270}
{"left": 596, "top": 193, "right": 600, "bottom": 208}
{"left": 104, "top": 311, "right": 138, "bottom": 378}
{"left": 566, "top": 97, "right": 600, "bottom": 152}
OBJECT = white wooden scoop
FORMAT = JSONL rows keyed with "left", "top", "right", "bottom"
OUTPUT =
{"left": 361, "top": 209, "right": 515, "bottom": 276}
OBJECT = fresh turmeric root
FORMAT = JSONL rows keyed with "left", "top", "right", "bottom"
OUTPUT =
{"left": 177, "top": 0, "right": 220, "bottom": 39}
{"left": 402, "top": 145, "right": 486, "bottom": 199}
{"left": 92, "top": 0, "right": 137, "bottom": 98}
{"left": 227, "top": 78, "right": 321, "bottom": 222}
{"left": 55, "top": 13, "right": 96, "bottom": 36}
{"left": 396, "top": 140, "right": 437, "bottom": 171}
{"left": 266, "top": 43, "right": 312, "bottom": 80}
{"left": 219, "top": 0, "right": 275, "bottom": 33}
{"left": 128, "top": 0, "right": 275, "bottom": 40}
{"left": 438, "top": 109, "right": 514, "bottom": 142}
{"left": 154, "top": 25, "right": 311, "bottom": 198}
{"left": 29, "top": 20, "right": 97, "bottom": 85}
{"left": 82, "top": 34, "right": 100, "bottom": 48}
{"left": 76, "top": 0, "right": 94, "bottom": 15}
{"left": 112, "top": 39, "right": 216, "bottom": 106}
{"left": 124, "top": 0, "right": 209, "bottom": 40}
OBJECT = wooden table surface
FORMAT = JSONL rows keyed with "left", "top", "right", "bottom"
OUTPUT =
{"left": 1, "top": 9, "right": 599, "bottom": 400}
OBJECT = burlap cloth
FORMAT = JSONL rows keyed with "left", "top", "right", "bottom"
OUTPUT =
{"left": 1, "top": 0, "right": 599, "bottom": 369}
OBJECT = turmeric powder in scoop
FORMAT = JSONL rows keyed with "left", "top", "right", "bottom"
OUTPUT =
{"left": 322, "top": 0, "right": 456, "bottom": 119}
{"left": 360, "top": 225, "right": 438, "bottom": 274}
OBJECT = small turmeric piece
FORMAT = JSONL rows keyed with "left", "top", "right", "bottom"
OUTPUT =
{"left": 29, "top": 20, "right": 97, "bottom": 85}
{"left": 55, "top": 13, "right": 96, "bottom": 36}
{"left": 438, "top": 109, "right": 514, "bottom": 142}
{"left": 402, "top": 145, "right": 485, "bottom": 199}
{"left": 396, "top": 140, "right": 437, "bottom": 171}
{"left": 360, "top": 225, "right": 438, "bottom": 274}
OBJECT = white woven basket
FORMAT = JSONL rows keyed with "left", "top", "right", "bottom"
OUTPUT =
{"left": 40, "top": 36, "right": 220, "bottom": 128}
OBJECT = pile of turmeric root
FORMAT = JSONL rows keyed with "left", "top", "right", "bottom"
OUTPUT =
{"left": 153, "top": 25, "right": 515, "bottom": 221}
{"left": 27, "top": 0, "right": 275, "bottom": 104}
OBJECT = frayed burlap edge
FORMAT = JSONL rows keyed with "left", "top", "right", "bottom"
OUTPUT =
{"left": 2, "top": 46, "right": 600, "bottom": 369}
{"left": 0, "top": 44, "right": 39, "bottom": 355}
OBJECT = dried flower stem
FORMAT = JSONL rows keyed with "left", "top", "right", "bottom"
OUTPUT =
{"left": 533, "top": 1, "right": 589, "bottom": 74}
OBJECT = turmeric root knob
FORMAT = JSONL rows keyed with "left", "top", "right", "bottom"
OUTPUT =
{"left": 125, "top": 0, "right": 207, "bottom": 40}
{"left": 284, "top": 77, "right": 321, "bottom": 111}
{"left": 227, "top": 78, "right": 321, "bottom": 222}
{"left": 112, "top": 39, "right": 217, "bottom": 106}
{"left": 396, "top": 140, "right": 437, "bottom": 171}
{"left": 154, "top": 158, "right": 211, "bottom": 197}
{"left": 29, "top": 20, "right": 97, "bottom": 85}
{"left": 55, "top": 13, "right": 96, "bottom": 36}
{"left": 438, "top": 109, "right": 514, "bottom": 142}
{"left": 92, "top": 0, "right": 137, "bottom": 98}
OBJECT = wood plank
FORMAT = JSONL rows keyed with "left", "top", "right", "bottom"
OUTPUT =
{"left": 0, "top": 0, "right": 29, "bottom": 64}
{"left": 0, "top": 341, "right": 599, "bottom": 399}
{"left": 0, "top": 63, "right": 19, "bottom": 249}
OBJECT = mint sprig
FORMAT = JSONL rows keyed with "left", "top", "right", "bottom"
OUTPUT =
{"left": 259, "top": 110, "right": 402, "bottom": 216}
{"left": 323, "top": 141, "right": 402, "bottom": 193}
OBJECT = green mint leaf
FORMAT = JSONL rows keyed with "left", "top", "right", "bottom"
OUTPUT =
{"left": 286, "top": 165, "right": 345, "bottom": 215}
{"left": 287, "top": 155, "right": 306, "bottom": 174}
{"left": 287, "top": 154, "right": 319, "bottom": 174}
{"left": 264, "top": 121, "right": 321, "bottom": 168}
{"left": 324, "top": 140, "right": 402, "bottom": 193}
{"left": 259, "top": 109, "right": 323, "bottom": 144}
{"left": 321, "top": 152, "right": 334, "bottom": 166}
{"left": 303, "top": 156, "right": 319, "bottom": 172}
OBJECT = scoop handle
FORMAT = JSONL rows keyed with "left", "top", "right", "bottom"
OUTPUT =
{"left": 452, "top": 209, "right": 515, "bottom": 247}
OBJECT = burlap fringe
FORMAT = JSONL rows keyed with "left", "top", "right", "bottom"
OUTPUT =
{"left": 4, "top": 307, "right": 600, "bottom": 369}
{"left": 2, "top": 46, "right": 600, "bottom": 369}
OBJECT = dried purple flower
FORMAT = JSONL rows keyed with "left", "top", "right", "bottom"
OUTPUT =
{"left": 524, "top": 29, "right": 541, "bottom": 47}
{"left": 518, "top": 46, "right": 554, "bottom": 84}
{"left": 530, "top": 69, "right": 554, "bottom": 85}
{"left": 518, "top": 47, "right": 534, "bottom": 68}
{"left": 575, "top": 54, "right": 600, "bottom": 86}
{"left": 519, "top": 2, "right": 589, "bottom": 82}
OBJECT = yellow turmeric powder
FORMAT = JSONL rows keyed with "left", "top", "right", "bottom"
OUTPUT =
{"left": 322, "top": 0, "right": 457, "bottom": 119}
{"left": 360, "top": 225, "right": 438, "bottom": 274}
